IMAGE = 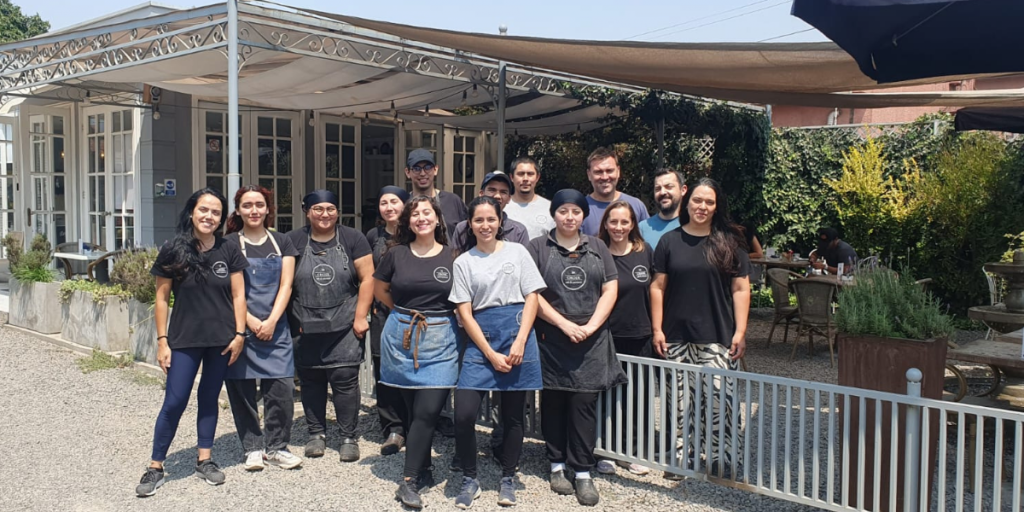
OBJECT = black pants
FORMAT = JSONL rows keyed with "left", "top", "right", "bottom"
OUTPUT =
{"left": 612, "top": 336, "right": 655, "bottom": 458}
{"left": 225, "top": 377, "right": 295, "bottom": 453}
{"left": 297, "top": 365, "right": 360, "bottom": 439}
{"left": 541, "top": 389, "right": 599, "bottom": 472}
{"left": 372, "top": 355, "right": 408, "bottom": 437}
{"left": 400, "top": 388, "right": 449, "bottom": 479}
{"left": 455, "top": 389, "right": 527, "bottom": 478}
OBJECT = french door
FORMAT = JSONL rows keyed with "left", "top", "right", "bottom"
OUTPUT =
{"left": 318, "top": 115, "right": 360, "bottom": 229}
{"left": 0, "top": 116, "right": 15, "bottom": 256}
{"left": 82, "top": 107, "right": 139, "bottom": 250}
{"left": 27, "top": 108, "right": 69, "bottom": 249}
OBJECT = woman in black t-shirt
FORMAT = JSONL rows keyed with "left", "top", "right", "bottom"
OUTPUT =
{"left": 597, "top": 200, "right": 654, "bottom": 477}
{"left": 136, "top": 188, "right": 248, "bottom": 497}
{"left": 366, "top": 185, "right": 410, "bottom": 456}
{"left": 373, "top": 196, "right": 459, "bottom": 509}
{"left": 650, "top": 177, "right": 750, "bottom": 478}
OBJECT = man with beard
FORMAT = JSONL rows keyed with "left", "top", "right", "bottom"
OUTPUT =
{"left": 580, "top": 147, "right": 650, "bottom": 236}
{"left": 404, "top": 148, "right": 468, "bottom": 236}
{"left": 504, "top": 157, "right": 555, "bottom": 240}
{"left": 639, "top": 168, "right": 687, "bottom": 247}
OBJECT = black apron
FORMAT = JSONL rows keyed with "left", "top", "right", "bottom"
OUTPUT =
{"left": 534, "top": 237, "right": 627, "bottom": 392}
{"left": 291, "top": 227, "right": 364, "bottom": 369}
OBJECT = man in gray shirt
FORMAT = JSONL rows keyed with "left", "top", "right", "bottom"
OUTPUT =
{"left": 504, "top": 157, "right": 555, "bottom": 240}
{"left": 451, "top": 171, "right": 531, "bottom": 249}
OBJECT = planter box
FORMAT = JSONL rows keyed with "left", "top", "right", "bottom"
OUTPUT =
{"left": 61, "top": 290, "right": 130, "bottom": 352}
{"left": 128, "top": 300, "right": 162, "bottom": 365}
{"left": 838, "top": 333, "right": 947, "bottom": 512}
{"left": 9, "top": 277, "right": 63, "bottom": 334}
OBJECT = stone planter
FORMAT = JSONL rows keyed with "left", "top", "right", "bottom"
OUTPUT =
{"left": 838, "top": 333, "right": 947, "bottom": 512}
{"left": 61, "top": 291, "right": 130, "bottom": 352}
{"left": 128, "top": 300, "right": 163, "bottom": 365}
{"left": 9, "top": 277, "right": 63, "bottom": 334}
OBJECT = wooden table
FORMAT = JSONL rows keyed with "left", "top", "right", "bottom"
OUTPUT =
{"left": 947, "top": 333, "right": 1024, "bottom": 371}
{"left": 750, "top": 257, "right": 811, "bottom": 270}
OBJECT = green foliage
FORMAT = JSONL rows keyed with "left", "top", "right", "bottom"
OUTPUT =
{"left": 836, "top": 269, "right": 953, "bottom": 341}
{"left": 111, "top": 248, "right": 160, "bottom": 304}
{"left": 10, "top": 234, "right": 56, "bottom": 283}
{"left": 0, "top": 0, "right": 48, "bottom": 44}
{"left": 2, "top": 233, "right": 21, "bottom": 269}
{"left": 59, "top": 279, "right": 131, "bottom": 304}
{"left": 76, "top": 349, "right": 133, "bottom": 374}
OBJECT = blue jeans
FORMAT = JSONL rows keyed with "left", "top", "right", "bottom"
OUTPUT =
{"left": 151, "top": 346, "right": 230, "bottom": 461}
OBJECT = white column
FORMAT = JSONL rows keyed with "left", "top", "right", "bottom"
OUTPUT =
{"left": 226, "top": 0, "right": 240, "bottom": 201}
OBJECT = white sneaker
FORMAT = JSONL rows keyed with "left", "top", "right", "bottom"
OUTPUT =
{"left": 595, "top": 460, "right": 616, "bottom": 475}
{"left": 265, "top": 450, "right": 303, "bottom": 469}
{"left": 244, "top": 450, "right": 266, "bottom": 471}
{"left": 627, "top": 463, "right": 651, "bottom": 475}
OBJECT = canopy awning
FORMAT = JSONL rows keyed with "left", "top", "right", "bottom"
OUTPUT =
{"left": 955, "top": 107, "right": 1024, "bottom": 134}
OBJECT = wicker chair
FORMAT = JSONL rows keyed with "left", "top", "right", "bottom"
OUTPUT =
{"left": 87, "top": 248, "right": 145, "bottom": 282}
{"left": 790, "top": 279, "right": 838, "bottom": 367}
{"left": 54, "top": 242, "right": 106, "bottom": 280}
{"left": 765, "top": 268, "right": 801, "bottom": 348}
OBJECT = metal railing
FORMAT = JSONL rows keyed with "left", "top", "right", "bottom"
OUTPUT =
{"left": 358, "top": 337, "right": 1024, "bottom": 512}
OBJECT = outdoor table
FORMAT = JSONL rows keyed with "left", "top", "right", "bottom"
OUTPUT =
{"left": 750, "top": 257, "right": 811, "bottom": 270}
{"left": 797, "top": 275, "right": 856, "bottom": 287}
{"left": 54, "top": 249, "right": 110, "bottom": 280}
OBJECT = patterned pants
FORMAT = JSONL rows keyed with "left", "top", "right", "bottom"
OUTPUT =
{"left": 666, "top": 342, "right": 741, "bottom": 469}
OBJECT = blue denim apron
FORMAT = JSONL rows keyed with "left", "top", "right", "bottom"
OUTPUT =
{"left": 226, "top": 232, "right": 294, "bottom": 379}
{"left": 380, "top": 305, "right": 459, "bottom": 389}
{"left": 458, "top": 303, "right": 542, "bottom": 391}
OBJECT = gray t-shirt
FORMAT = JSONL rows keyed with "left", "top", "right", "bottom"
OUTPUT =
{"left": 449, "top": 242, "right": 547, "bottom": 310}
{"left": 505, "top": 196, "right": 555, "bottom": 240}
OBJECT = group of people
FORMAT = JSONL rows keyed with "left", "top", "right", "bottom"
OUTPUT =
{"left": 135, "top": 146, "right": 753, "bottom": 509}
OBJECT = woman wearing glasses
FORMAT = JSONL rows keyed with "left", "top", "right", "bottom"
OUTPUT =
{"left": 287, "top": 190, "right": 375, "bottom": 463}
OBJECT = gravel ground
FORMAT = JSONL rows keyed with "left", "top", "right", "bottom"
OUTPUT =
{"left": 0, "top": 314, "right": 1011, "bottom": 511}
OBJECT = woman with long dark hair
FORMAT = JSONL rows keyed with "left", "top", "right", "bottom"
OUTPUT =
{"left": 287, "top": 190, "right": 374, "bottom": 463}
{"left": 650, "top": 177, "right": 750, "bottom": 478}
{"left": 223, "top": 185, "right": 302, "bottom": 471}
{"left": 596, "top": 200, "right": 654, "bottom": 477}
{"left": 449, "top": 196, "right": 545, "bottom": 508}
{"left": 136, "top": 188, "right": 248, "bottom": 497}
{"left": 526, "top": 189, "right": 626, "bottom": 507}
{"left": 373, "top": 196, "right": 460, "bottom": 509}
{"left": 366, "top": 185, "right": 411, "bottom": 456}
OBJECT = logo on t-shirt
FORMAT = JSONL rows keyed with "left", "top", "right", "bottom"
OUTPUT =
{"left": 312, "top": 264, "right": 335, "bottom": 286}
{"left": 535, "top": 214, "right": 549, "bottom": 225}
{"left": 632, "top": 265, "right": 650, "bottom": 283}
{"left": 561, "top": 266, "right": 586, "bottom": 290}
{"left": 502, "top": 262, "right": 516, "bottom": 275}
{"left": 211, "top": 261, "right": 229, "bottom": 278}
{"left": 433, "top": 267, "right": 451, "bottom": 283}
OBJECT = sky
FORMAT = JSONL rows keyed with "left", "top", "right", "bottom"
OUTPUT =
{"left": 20, "top": 0, "right": 827, "bottom": 43}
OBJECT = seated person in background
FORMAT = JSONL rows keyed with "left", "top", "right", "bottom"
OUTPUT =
{"left": 737, "top": 221, "right": 763, "bottom": 260}
{"left": 810, "top": 227, "right": 857, "bottom": 274}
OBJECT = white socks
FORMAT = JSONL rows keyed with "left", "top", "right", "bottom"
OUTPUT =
{"left": 551, "top": 462, "right": 566, "bottom": 473}
{"left": 575, "top": 471, "right": 592, "bottom": 480}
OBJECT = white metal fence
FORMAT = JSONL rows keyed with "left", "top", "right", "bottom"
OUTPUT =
{"left": 358, "top": 341, "right": 1024, "bottom": 512}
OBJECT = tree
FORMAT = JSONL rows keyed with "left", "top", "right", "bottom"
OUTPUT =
{"left": 0, "top": 0, "right": 49, "bottom": 44}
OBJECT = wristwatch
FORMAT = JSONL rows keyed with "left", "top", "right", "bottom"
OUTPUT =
{"left": 234, "top": 331, "right": 245, "bottom": 338}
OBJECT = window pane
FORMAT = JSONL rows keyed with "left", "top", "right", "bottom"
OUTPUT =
{"left": 277, "top": 179, "right": 292, "bottom": 214}
{"left": 465, "top": 155, "right": 475, "bottom": 183}
{"left": 125, "top": 175, "right": 135, "bottom": 214}
{"left": 88, "top": 116, "right": 96, "bottom": 135}
{"left": 342, "top": 146, "right": 355, "bottom": 180}
{"left": 98, "top": 138, "right": 105, "bottom": 173}
{"left": 340, "top": 216, "right": 355, "bottom": 228}
{"left": 54, "top": 214, "right": 66, "bottom": 244}
{"left": 258, "top": 139, "right": 273, "bottom": 175}
{"left": 277, "top": 216, "right": 292, "bottom": 234}
{"left": 276, "top": 118, "right": 291, "bottom": 138}
{"left": 326, "top": 144, "right": 339, "bottom": 178}
{"left": 97, "top": 176, "right": 106, "bottom": 211}
{"left": 123, "top": 110, "right": 133, "bottom": 131}
{"left": 453, "top": 154, "right": 464, "bottom": 182}
{"left": 53, "top": 138, "right": 64, "bottom": 173}
{"left": 276, "top": 140, "right": 291, "bottom": 176}
{"left": 206, "top": 136, "right": 224, "bottom": 174}
{"left": 421, "top": 132, "right": 433, "bottom": 148}
{"left": 32, "top": 137, "right": 44, "bottom": 173}
{"left": 113, "top": 111, "right": 122, "bottom": 133}
{"left": 114, "top": 176, "right": 125, "bottom": 214}
{"left": 124, "top": 133, "right": 134, "bottom": 172}
{"left": 88, "top": 138, "right": 96, "bottom": 174}
{"left": 327, "top": 123, "right": 340, "bottom": 143}
{"left": 53, "top": 116, "right": 64, "bottom": 135}
{"left": 258, "top": 178, "right": 274, "bottom": 193}
{"left": 258, "top": 117, "right": 273, "bottom": 136}
{"left": 33, "top": 177, "right": 45, "bottom": 210}
{"left": 89, "top": 177, "right": 97, "bottom": 211}
{"left": 341, "top": 182, "right": 355, "bottom": 214}
{"left": 326, "top": 181, "right": 339, "bottom": 197}
{"left": 206, "top": 111, "right": 223, "bottom": 133}
{"left": 206, "top": 176, "right": 224, "bottom": 193}
{"left": 454, "top": 136, "right": 463, "bottom": 152}
{"left": 114, "top": 136, "right": 124, "bottom": 174}
{"left": 97, "top": 114, "right": 105, "bottom": 134}
{"left": 342, "top": 124, "right": 355, "bottom": 144}
{"left": 453, "top": 185, "right": 464, "bottom": 204}
{"left": 53, "top": 176, "right": 65, "bottom": 211}
{"left": 465, "top": 136, "right": 476, "bottom": 150}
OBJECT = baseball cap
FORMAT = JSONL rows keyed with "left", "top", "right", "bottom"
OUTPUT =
{"left": 481, "top": 170, "right": 513, "bottom": 191}
{"left": 406, "top": 148, "right": 435, "bottom": 168}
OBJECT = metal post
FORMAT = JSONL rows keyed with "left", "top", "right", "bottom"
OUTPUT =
{"left": 226, "top": 0, "right": 240, "bottom": 201}
{"left": 904, "top": 368, "right": 923, "bottom": 512}
{"left": 496, "top": 24, "right": 508, "bottom": 172}
{"left": 656, "top": 115, "right": 665, "bottom": 169}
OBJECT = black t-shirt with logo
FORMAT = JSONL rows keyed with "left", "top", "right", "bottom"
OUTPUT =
{"left": 224, "top": 230, "right": 299, "bottom": 260}
{"left": 288, "top": 225, "right": 372, "bottom": 263}
{"left": 652, "top": 229, "right": 751, "bottom": 347}
{"left": 151, "top": 237, "right": 249, "bottom": 349}
{"left": 609, "top": 244, "right": 654, "bottom": 338}
{"left": 373, "top": 244, "right": 456, "bottom": 312}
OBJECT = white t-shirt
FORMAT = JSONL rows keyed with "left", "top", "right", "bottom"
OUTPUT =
{"left": 449, "top": 242, "right": 547, "bottom": 310}
{"left": 504, "top": 195, "right": 555, "bottom": 240}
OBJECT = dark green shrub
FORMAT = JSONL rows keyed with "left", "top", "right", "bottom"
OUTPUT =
{"left": 836, "top": 268, "right": 953, "bottom": 340}
{"left": 110, "top": 248, "right": 160, "bottom": 304}
{"left": 2, "top": 233, "right": 22, "bottom": 269}
{"left": 10, "top": 234, "right": 55, "bottom": 283}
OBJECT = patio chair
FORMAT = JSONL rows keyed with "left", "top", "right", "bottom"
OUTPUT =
{"left": 915, "top": 277, "right": 933, "bottom": 293}
{"left": 855, "top": 255, "right": 879, "bottom": 273}
{"left": 790, "top": 279, "right": 838, "bottom": 367}
{"left": 765, "top": 268, "right": 801, "bottom": 348}
{"left": 55, "top": 242, "right": 106, "bottom": 280}
{"left": 87, "top": 247, "right": 146, "bottom": 283}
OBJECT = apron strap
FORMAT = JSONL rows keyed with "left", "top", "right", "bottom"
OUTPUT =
{"left": 239, "top": 230, "right": 281, "bottom": 258}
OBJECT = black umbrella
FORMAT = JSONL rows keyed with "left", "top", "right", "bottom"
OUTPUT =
{"left": 955, "top": 107, "right": 1024, "bottom": 134}
{"left": 791, "top": 0, "right": 1024, "bottom": 83}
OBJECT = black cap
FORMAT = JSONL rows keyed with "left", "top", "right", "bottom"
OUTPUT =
{"left": 406, "top": 148, "right": 435, "bottom": 168}
{"left": 302, "top": 189, "right": 339, "bottom": 212}
{"left": 481, "top": 171, "right": 513, "bottom": 191}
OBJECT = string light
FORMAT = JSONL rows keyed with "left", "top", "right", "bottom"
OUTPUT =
{"left": 424, "top": 104, "right": 430, "bottom": 117}
{"left": 389, "top": 100, "right": 396, "bottom": 116}
{"left": 471, "top": 84, "right": 479, "bottom": 98}
{"left": 308, "top": 111, "right": 315, "bottom": 126}
{"left": 461, "top": 90, "right": 467, "bottom": 107}
{"left": 362, "top": 112, "right": 370, "bottom": 125}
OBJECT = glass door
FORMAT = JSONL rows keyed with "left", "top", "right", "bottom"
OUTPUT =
{"left": 0, "top": 116, "right": 15, "bottom": 256}
{"left": 252, "top": 114, "right": 298, "bottom": 233}
{"left": 28, "top": 111, "right": 68, "bottom": 249}
{"left": 320, "top": 115, "right": 361, "bottom": 229}
{"left": 84, "top": 112, "right": 107, "bottom": 248}
{"left": 110, "top": 109, "right": 137, "bottom": 249}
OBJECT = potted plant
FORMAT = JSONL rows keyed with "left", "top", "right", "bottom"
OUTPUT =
{"left": 59, "top": 280, "right": 131, "bottom": 352}
{"left": 836, "top": 268, "right": 953, "bottom": 512}
{"left": 5, "top": 234, "right": 63, "bottom": 334}
{"left": 109, "top": 248, "right": 163, "bottom": 364}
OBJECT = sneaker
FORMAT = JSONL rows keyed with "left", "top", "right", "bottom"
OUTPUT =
{"left": 417, "top": 470, "right": 436, "bottom": 491}
{"left": 135, "top": 467, "right": 165, "bottom": 497}
{"left": 305, "top": 435, "right": 326, "bottom": 458}
{"left": 243, "top": 450, "right": 265, "bottom": 471}
{"left": 626, "top": 463, "right": 650, "bottom": 475}
{"left": 595, "top": 460, "right": 616, "bottom": 475}
{"left": 195, "top": 459, "right": 225, "bottom": 486}
{"left": 454, "top": 476, "right": 481, "bottom": 509}
{"left": 339, "top": 438, "right": 360, "bottom": 462}
{"left": 497, "top": 476, "right": 517, "bottom": 507}
{"left": 574, "top": 477, "right": 600, "bottom": 506}
{"left": 663, "top": 472, "right": 685, "bottom": 481}
{"left": 396, "top": 479, "right": 422, "bottom": 509}
{"left": 266, "top": 450, "right": 303, "bottom": 469}
{"left": 549, "top": 470, "right": 574, "bottom": 495}
{"left": 381, "top": 433, "right": 405, "bottom": 456}
{"left": 449, "top": 454, "right": 462, "bottom": 472}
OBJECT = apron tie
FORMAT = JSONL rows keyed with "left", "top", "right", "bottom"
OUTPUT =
{"left": 401, "top": 310, "right": 429, "bottom": 369}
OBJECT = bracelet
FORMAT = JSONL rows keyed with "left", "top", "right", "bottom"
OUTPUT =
{"left": 157, "top": 335, "right": 168, "bottom": 340}
{"left": 234, "top": 331, "right": 245, "bottom": 338}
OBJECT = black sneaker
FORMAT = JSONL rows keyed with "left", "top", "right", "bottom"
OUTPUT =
{"left": 454, "top": 476, "right": 481, "bottom": 509}
{"left": 305, "top": 435, "right": 326, "bottom": 458}
{"left": 549, "top": 470, "right": 573, "bottom": 495}
{"left": 339, "top": 438, "right": 360, "bottom": 462}
{"left": 497, "top": 476, "right": 517, "bottom": 507}
{"left": 574, "top": 477, "right": 600, "bottom": 506}
{"left": 417, "top": 470, "right": 436, "bottom": 490}
{"left": 195, "top": 459, "right": 225, "bottom": 486}
{"left": 396, "top": 479, "right": 423, "bottom": 509}
{"left": 449, "top": 454, "right": 462, "bottom": 472}
{"left": 135, "top": 467, "right": 165, "bottom": 497}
